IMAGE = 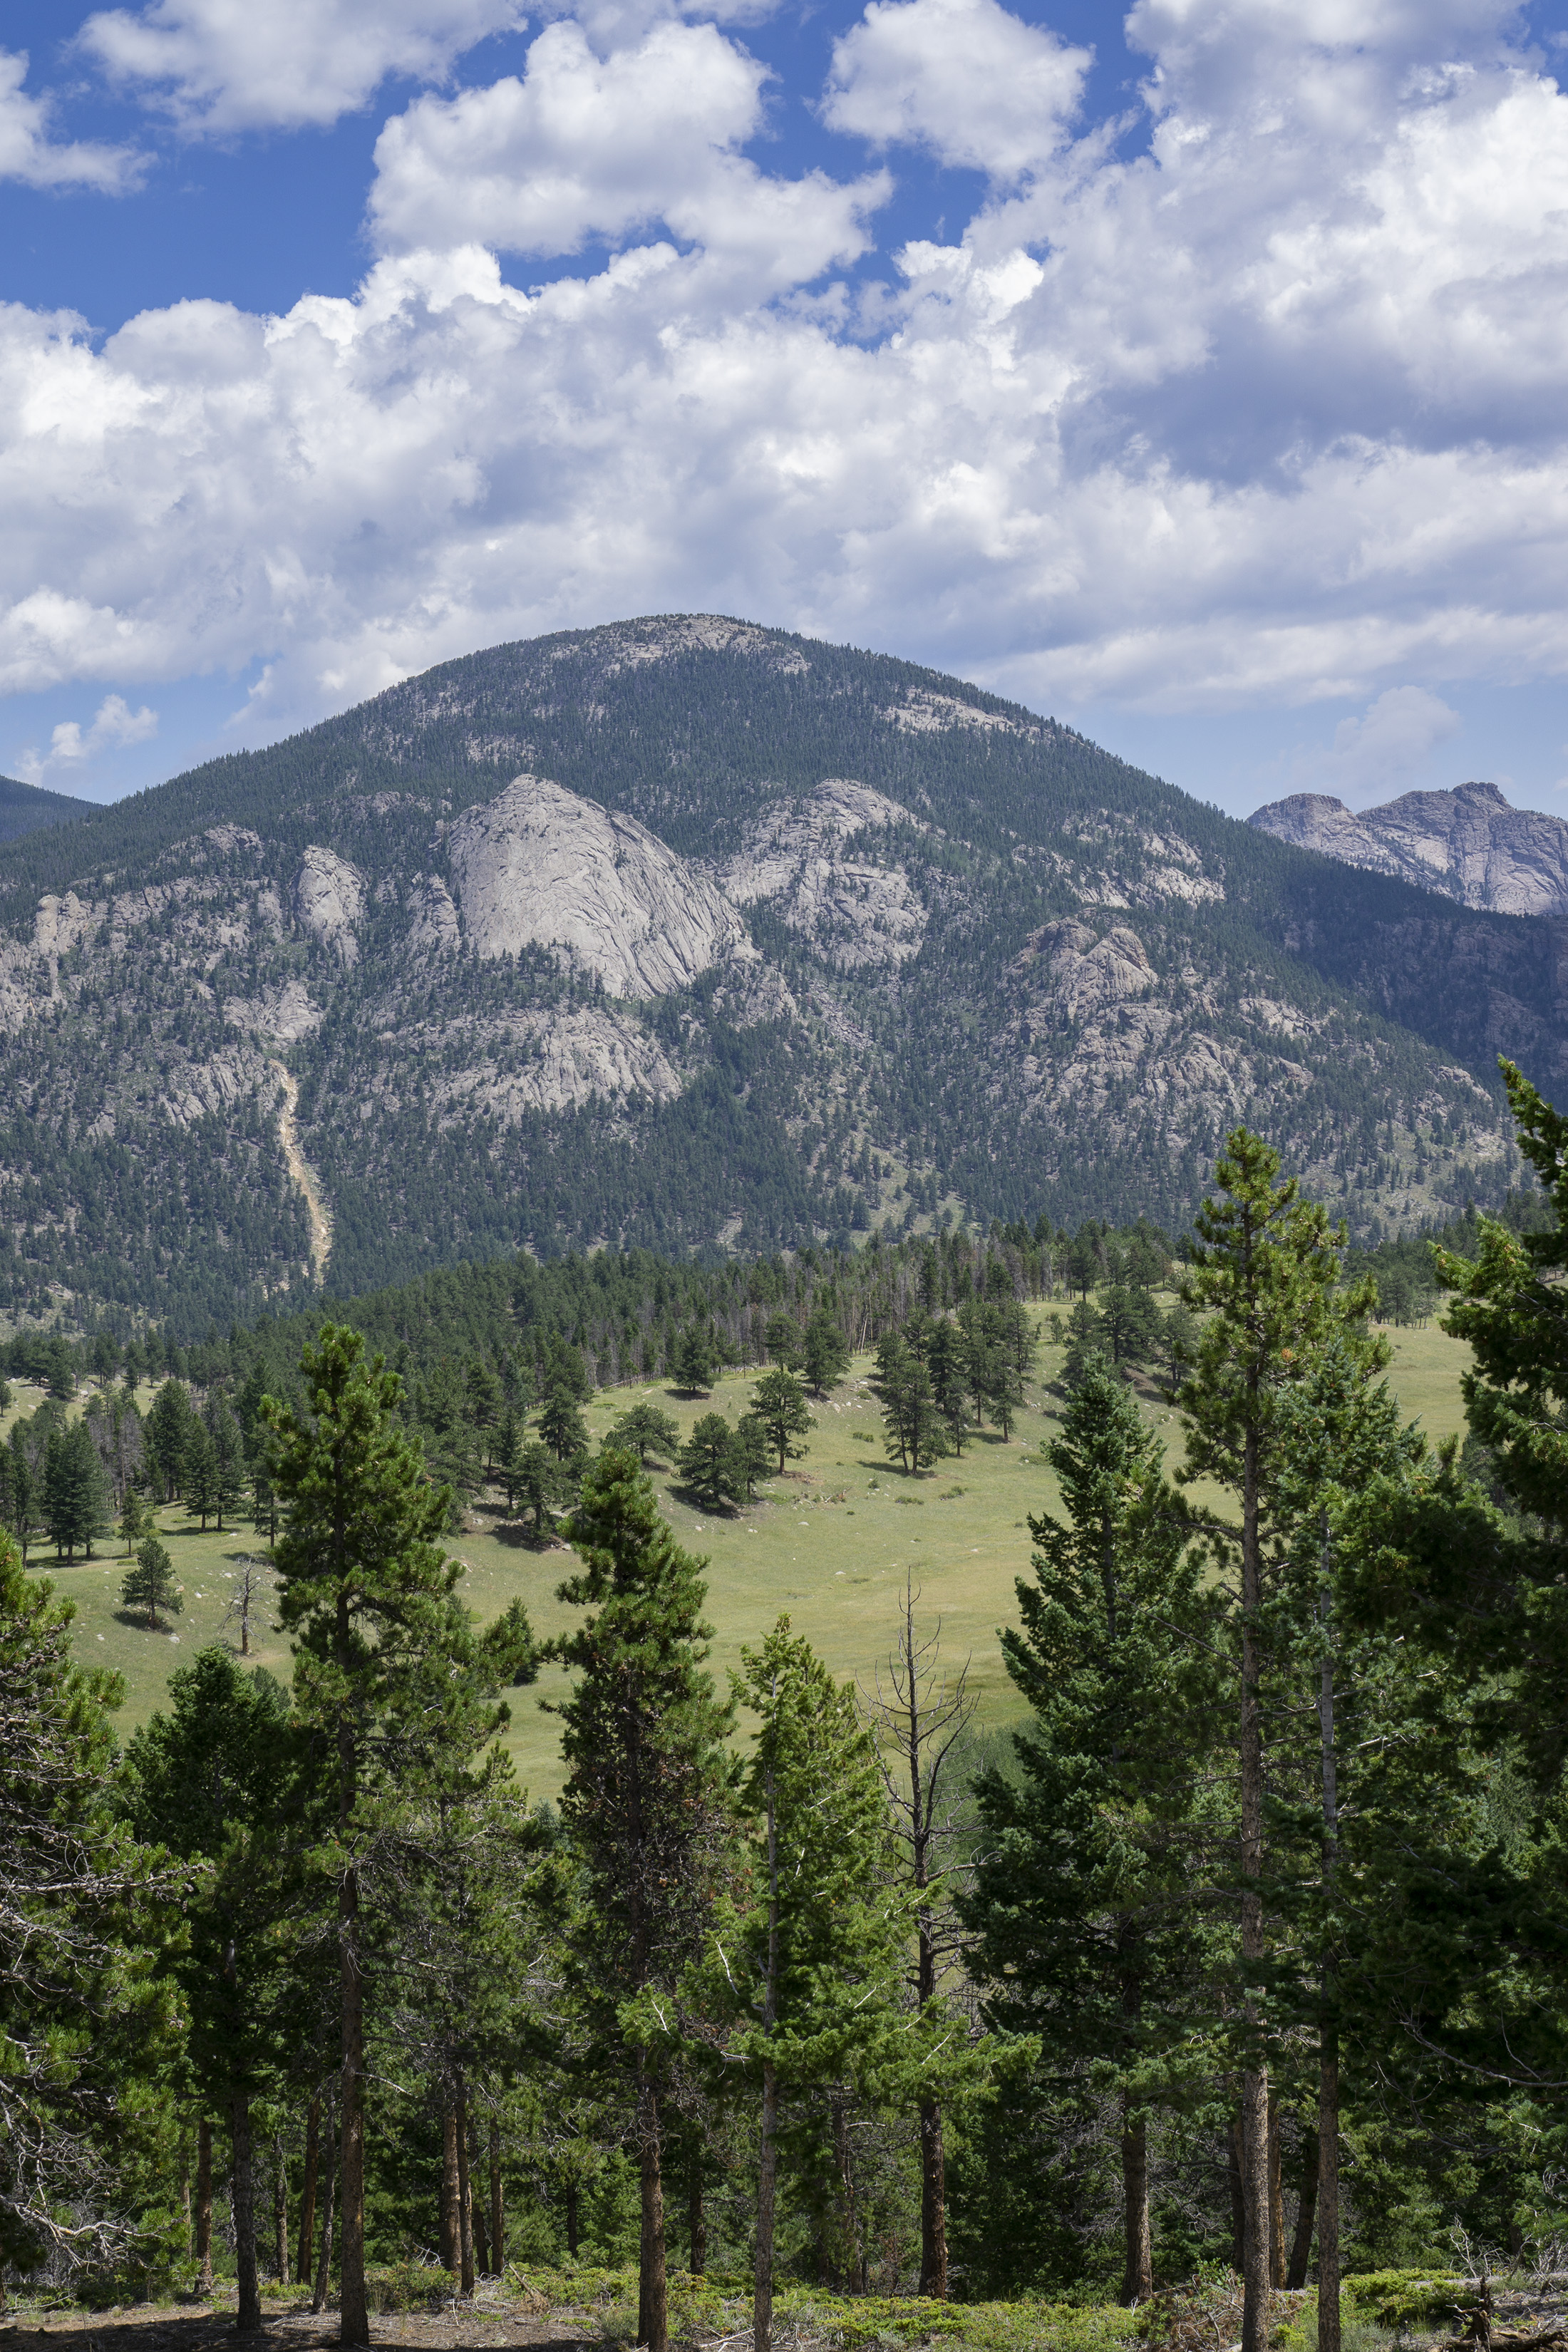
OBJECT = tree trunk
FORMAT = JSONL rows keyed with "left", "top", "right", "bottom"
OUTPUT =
{"left": 1239, "top": 1426, "right": 1272, "bottom": 2352}
{"left": 755, "top": 1749, "right": 780, "bottom": 2352}
{"left": 274, "top": 2131, "right": 291, "bottom": 2285}
{"left": 196, "top": 2118, "right": 215, "bottom": 2294}
{"left": 1121, "top": 2101, "right": 1153, "bottom": 2304}
{"left": 299, "top": 2095, "right": 321, "bottom": 2291}
{"left": 311, "top": 2099, "right": 338, "bottom": 2317}
{"left": 1227, "top": 2111, "right": 1245, "bottom": 2275}
{"left": 565, "top": 2183, "right": 579, "bottom": 2261}
{"left": 489, "top": 2116, "right": 505, "bottom": 2278}
{"left": 1319, "top": 1572, "right": 1342, "bottom": 2352}
{"left": 1268, "top": 2093, "right": 1286, "bottom": 2289}
{"left": 688, "top": 2157, "right": 706, "bottom": 2279}
{"left": 440, "top": 2108, "right": 460, "bottom": 2272}
{"left": 232, "top": 2094, "right": 262, "bottom": 2333}
{"left": 755, "top": 2063, "right": 778, "bottom": 2352}
{"left": 455, "top": 2078, "right": 475, "bottom": 2296}
{"left": 919, "top": 2101, "right": 948, "bottom": 2299}
{"left": 182, "top": 2143, "right": 192, "bottom": 2264}
{"left": 1286, "top": 2117, "right": 1320, "bottom": 2289}
{"left": 638, "top": 2070, "right": 667, "bottom": 2352}
{"left": 339, "top": 1864, "right": 369, "bottom": 2346}
{"left": 471, "top": 2122, "right": 490, "bottom": 2277}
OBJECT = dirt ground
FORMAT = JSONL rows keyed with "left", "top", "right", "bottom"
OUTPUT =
{"left": 0, "top": 2308, "right": 606, "bottom": 2352}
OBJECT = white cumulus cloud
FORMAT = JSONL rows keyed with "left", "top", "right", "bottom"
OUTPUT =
{"left": 1284, "top": 686, "right": 1465, "bottom": 805}
{"left": 15, "top": 693, "right": 158, "bottom": 786}
{"left": 77, "top": 0, "right": 527, "bottom": 133}
{"left": 821, "top": 0, "right": 1090, "bottom": 181}
{"left": 0, "top": 49, "right": 143, "bottom": 190}
{"left": 369, "top": 19, "right": 888, "bottom": 283}
{"left": 2, "top": 0, "right": 1568, "bottom": 748}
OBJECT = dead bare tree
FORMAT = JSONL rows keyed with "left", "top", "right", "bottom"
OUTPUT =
{"left": 860, "top": 1579, "right": 977, "bottom": 2299}
{"left": 222, "top": 1554, "right": 272, "bottom": 1657}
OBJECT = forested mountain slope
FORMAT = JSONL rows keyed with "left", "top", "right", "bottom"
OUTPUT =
{"left": 0, "top": 614, "right": 1559, "bottom": 1336}
{"left": 0, "top": 773, "right": 94, "bottom": 844}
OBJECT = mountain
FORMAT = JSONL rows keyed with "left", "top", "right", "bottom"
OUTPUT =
{"left": 1247, "top": 780, "right": 1568, "bottom": 915}
{"left": 0, "top": 614, "right": 1560, "bottom": 1338}
{"left": 0, "top": 773, "right": 95, "bottom": 845}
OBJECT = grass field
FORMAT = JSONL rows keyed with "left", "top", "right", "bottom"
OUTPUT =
{"left": 22, "top": 1312, "right": 1474, "bottom": 1806}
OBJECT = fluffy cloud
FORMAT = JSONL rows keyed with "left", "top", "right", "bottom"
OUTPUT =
{"left": 1286, "top": 686, "right": 1465, "bottom": 804}
{"left": 0, "top": 49, "right": 142, "bottom": 189}
{"left": 821, "top": 0, "right": 1090, "bottom": 180}
{"left": 15, "top": 693, "right": 158, "bottom": 786}
{"left": 370, "top": 21, "right": 888, "bottom": 284}
{"left": 77, "top": 0, "right": 525, "bottom": 133}
{"left": 4, "top": 0, "right": 1568, "bottom": 738}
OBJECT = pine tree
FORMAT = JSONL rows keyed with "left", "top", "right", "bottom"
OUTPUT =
{"left": 120, "top": 1477, "right": 151, "bottom": 1559}
{"left": 264, "top": 1325, "right": 466, "bottom": 2348}
{"left": 607, "top": 1402, "right": 682, "bottom": 1467}
{"left": 123, "top": 1651, "right": 297, "bottom": 2335}
{"left": 0, "top": 1531, "right": 184, "bottom": 2279}
{"left": 748, "top": 1367, "right": 815, "bottom": 1474}
{"left": 671, "top": 1328, "right": 718, "bottom": 1396}
{"left": 873, "top": 1334, "right": 947, "bottom": 1474}
{"left": 728, "top": 1413, "right": 772, "bottom": 1504}
{"left": 677, "top": 1412, "right": 741, "bottom": 1510}
{"left": 536, "top": 1381, "right": 589, "bottom": 1463}
{"left": 763, "top": 1314, "right": 805, "bottom": 1372}
{"left": 44, "top": 1418, "right": 110, "bottom": 1560}
{"left": 550, "top": 1450, "right": 733, "bottom": 2352}
{"left": 123, "top": 1533, "right": 182, "bottom": 1630}
{"left": 801, "top": 1313, "right": 850, "bottom": 1396}
{"left": 185, "top": 1425, "right": 221, "bottom": 1530}
{"left": 710, "top": 1621, "right": 920, "bottom": 2352}
{"left": 1176, "top": 1129, "right": 1378, "bottom": 2352}
{"left": 965, "top": 1363, "right": 1220, "bottom": 2302}
{"left": 208, "top": 1403, "right": 247, "bottom": 1531}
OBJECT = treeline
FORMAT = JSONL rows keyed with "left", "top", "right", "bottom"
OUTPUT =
{"left": 8, "top": 1078, "right": 1568, "bottom": 2343}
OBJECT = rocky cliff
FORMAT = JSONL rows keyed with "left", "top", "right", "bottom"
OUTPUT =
{"left": 1248, "top": 780, "right": 1568, "bottom": 915}
{"left": 0, "top": 617, "right": 1558, "bottom": 1335}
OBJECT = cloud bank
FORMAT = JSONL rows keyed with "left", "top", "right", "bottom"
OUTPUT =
{"left": 4, "top": 0, "right": 1568, "bottom": 741}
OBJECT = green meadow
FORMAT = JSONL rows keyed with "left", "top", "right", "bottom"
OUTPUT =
{"left": 16, "top": 1311, "right": 1473, "bottom": 1807}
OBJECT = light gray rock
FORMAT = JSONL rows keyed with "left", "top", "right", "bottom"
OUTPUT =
{"left": 294, "top": 846, "right": 367, "bottom": 963}
{"left": 1011, "top": 918, "right": 1157, "bottom": 1024}
{"left": 1248, "top": 781, "right": 1568, "bottom": 914}
{"left": 422, "top": 1006, "right": 682, "bottom": 1121}
{"left": 404, "top": 875, "right": 461, "bottom": 958}
{"left": 223, "top": 980, "right": 323, "bottom": 1046}
{"left": 721, "top": 778, "right": 927, "bottom": 968}
{"left": 448, "top": 773, "right": 752, "bottom": 997}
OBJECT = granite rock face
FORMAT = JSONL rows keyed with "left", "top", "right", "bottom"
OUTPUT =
{"left": 720, "top": 779, "right": 928, "bottom": 969}
{"left": 448, "top": 773, "right": 752, "bottom": 996}
{"left": 1249, "top": 782, "right": 1568, "bottom": 915}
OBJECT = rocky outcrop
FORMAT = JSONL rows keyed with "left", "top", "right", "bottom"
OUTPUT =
{"left": 422, "top": 1006, "right": 681, "bottom": 1121}
{"left": 721, "top": 779, "right": 928, "bottom": 969}
{"left": 294, "top": 847, "right": 366, "bottom": 963}
{"left": 1249, "top": 781, "right": 1568, "bottom": 915}
{"left": 447, "top": 773, "right": 752, "bottom": 997}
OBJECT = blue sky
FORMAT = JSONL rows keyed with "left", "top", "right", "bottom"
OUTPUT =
{"left": 4, "top": 0, "right": 1568, "bottom": 818}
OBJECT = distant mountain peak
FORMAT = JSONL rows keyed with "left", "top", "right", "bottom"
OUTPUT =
{"left": 1249, "top": 778, "right": 1568, "bottom": 914}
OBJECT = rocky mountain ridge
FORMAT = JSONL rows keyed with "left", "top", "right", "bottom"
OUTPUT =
{"left": 1248, "top": 780, "right": 1568, "bottom": 914}
{"left": 0, "top": 615, "right": 1559, "bottom": 1336}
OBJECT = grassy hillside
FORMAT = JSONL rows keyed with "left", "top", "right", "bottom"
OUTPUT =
{"left": 24, "top": 1311, "right": 1472, "bottom": 1803}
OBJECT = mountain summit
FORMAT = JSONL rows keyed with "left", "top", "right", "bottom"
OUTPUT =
{"left": 0, "top": 617, "right": 1560, "bottom": 1335}
{"left": 1247, "top": 780, "right": 1568, "bottom": 915}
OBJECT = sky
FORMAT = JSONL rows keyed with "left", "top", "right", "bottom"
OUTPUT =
{"left": 4, "top": 0, "right": 1568, "bottom": 819}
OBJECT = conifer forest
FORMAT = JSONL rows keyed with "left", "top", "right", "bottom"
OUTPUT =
{"left": 6, "top": 1058, "right": 1568, "bottom": 2352}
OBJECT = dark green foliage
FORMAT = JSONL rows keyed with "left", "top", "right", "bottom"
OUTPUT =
{"left": 801, "top": 1311, "right": 850, "bottom": 1396}
{"left": 606, "top": 1401, "right": 682, "bottom": 1467}
{"left": 122, "top": 1535, "right": 180, "bottom": 1629}
{"left": 873, "top": 1333, "right": 947, "bottom": 1473}
{"left": 537, "top": 1382, "right": 590, "bottom": 1463}
{"left": 748, "top": 1366, "right": 815, "bottom": 1475}
{"left": 671, "top": 1327, "right": 718, "bottom": 1396}
{"left": 43, "top": 1417, "right": 110, "bottom": 1560}
{"left": 677, "top": 1412, "right": 743, "bottom": 1511}
{"left": 0, "top": 1533, "right": 183, "bottom": 2276}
